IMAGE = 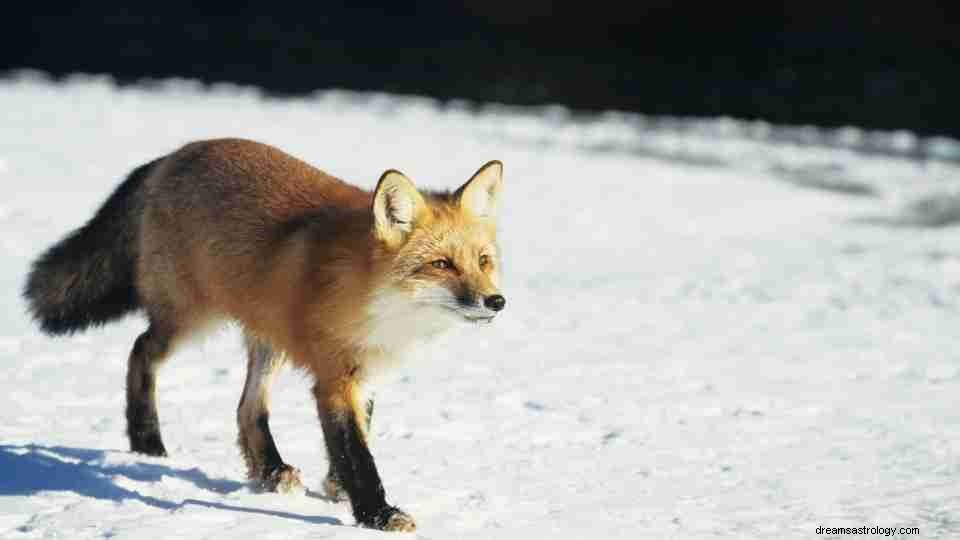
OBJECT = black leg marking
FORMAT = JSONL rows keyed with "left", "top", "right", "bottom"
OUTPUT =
{"left": 321, "top": 408, "right": 386, "bottom": 524}
{"left": 126, "top": 328, "right": 169, "bottom": 457}
{"left": 236, "top": 335, "right": 302, "bottom": 492}
{"left": 324, "top": 398, "right": 375, "bottom": 502}
{"left": 255, "top": 413, "right": 286, "bottom": 475}
{"left": 242, "top": 412, "right": 302, "bottom": 493}
{"left": 318, "top": 392, "right": 411, "bottom": 530}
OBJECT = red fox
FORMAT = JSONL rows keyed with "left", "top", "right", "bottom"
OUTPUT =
{"left": 23, "top": 138, "right": 506, "bottom": 532}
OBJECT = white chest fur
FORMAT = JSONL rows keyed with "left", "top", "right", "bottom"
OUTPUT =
{"left": 359, "top": 289, "right": 461, "bottom": 357}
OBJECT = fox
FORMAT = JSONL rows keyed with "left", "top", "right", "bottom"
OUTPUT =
{"left": 23, "top": 138, "right": 506, "bottom": 532}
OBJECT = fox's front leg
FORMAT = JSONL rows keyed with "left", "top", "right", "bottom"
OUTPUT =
{"left": 314, "top": 377, "right": 414, "bottom": 532}
{"left": 323, "top": 396, "right": 374, "bottom": 502}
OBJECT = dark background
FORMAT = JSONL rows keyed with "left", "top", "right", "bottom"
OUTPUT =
{"left": 3, "top": 4, "right": 958, "bottom": 137}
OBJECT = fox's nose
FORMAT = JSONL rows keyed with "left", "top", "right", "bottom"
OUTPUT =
{"left": 484, "top": 294, "right": 506, "bottom": 312}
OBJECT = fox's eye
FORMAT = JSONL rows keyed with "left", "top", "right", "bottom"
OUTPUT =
{"left": 479, "top": 254, "right": 490, "bottom": 268}
{"left": 431, "top": 259, "right": 452, "bottom": 270}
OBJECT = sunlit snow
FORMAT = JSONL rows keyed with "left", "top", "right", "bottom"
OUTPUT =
{"left": 1, "top": 72, "right": 959, "bottom": 539}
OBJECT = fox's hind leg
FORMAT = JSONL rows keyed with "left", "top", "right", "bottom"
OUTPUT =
{"left": 237, "top": 333, "right": 303, "bottom": 493}
{"left": 126, "top": 322, "right": 177, "bottom": 456}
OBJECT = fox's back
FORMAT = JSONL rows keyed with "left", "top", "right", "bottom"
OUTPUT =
{"left": 137, "top": 138, "right": 374, "bottom": 343}
{"left": 146, "top": 138, "right": 369, "bottom": 236}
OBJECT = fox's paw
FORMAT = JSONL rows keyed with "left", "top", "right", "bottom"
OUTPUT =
{"left": 129, "top": 430, "right": 168, "bottom": 457}
{"left": 367, "top": 506, "right": 416, "bottom": 532}
{"left": 258, "top": 464, "right": 304, "bottom": 495}
{"left": 322, "top": 473, "right": 347, "bottom": 502}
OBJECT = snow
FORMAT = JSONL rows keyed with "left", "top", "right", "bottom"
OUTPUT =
{"left": 2, "top": 72, "right": 960, "bottom": 539}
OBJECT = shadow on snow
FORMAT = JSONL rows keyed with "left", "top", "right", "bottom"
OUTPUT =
{"left": 0, "top": 444, "right": 342, "bottom": 526}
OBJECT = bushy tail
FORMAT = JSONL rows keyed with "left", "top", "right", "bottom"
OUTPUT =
{"left": 24, "top": 159, "right": 160, "bottom": 335}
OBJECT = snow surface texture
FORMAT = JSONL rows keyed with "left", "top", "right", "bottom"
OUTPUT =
{"left": 1, "top": 72, "right": 959, "bottom": 539}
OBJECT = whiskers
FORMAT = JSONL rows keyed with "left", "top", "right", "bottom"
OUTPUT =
{"left": 411, "top": 289, "right": 461, "bottom": 310}
{"left": 412, "top": 287, "right": 496, "bottom": 323}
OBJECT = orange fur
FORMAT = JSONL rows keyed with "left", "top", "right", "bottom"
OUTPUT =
{"left": 137, "top": 137, "right": 503, "bottom": 383}
{"left": 27, "top": 137, "right": 505, "bottom": 529}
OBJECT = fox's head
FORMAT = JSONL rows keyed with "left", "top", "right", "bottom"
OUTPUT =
{"left": 371, "top": 161, "right": 505, "bottom": 327}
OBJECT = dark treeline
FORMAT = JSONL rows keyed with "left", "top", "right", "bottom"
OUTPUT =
{"left": 3, "top": 4, "right": 957, "bottom": 137}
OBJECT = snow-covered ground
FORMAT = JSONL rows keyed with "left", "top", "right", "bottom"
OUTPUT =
{"left": 1, "top": 72, "right": 959, "bottom": 539}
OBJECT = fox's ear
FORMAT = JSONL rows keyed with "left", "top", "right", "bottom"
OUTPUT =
{"left": 456, "top": 160, "right": 503, "bottom": 220}
{"left": 373, "top": 169, "right": 428, "bottom": 246}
